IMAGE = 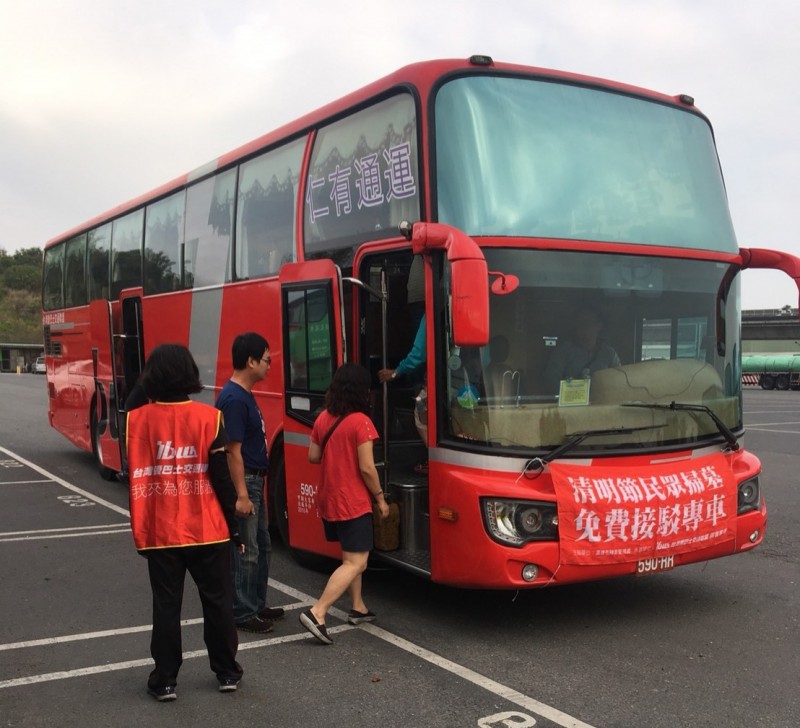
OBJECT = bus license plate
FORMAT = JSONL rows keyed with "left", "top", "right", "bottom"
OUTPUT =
{"left": 636, "top": 556, "right": 675, "bottom": 576}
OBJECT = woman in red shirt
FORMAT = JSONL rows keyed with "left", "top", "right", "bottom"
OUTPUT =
{"left": 300, "top": 364, "right": 390, "bottom": 645}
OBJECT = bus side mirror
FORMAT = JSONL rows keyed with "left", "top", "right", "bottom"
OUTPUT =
{"left": 740, "top": 247, "right": 800, "bottom": 316}
{"left": 451, "top": 258, "right": 489, "bottom": 347}
{"left": 406, "top": 221, "right": 490, "bottom": 347}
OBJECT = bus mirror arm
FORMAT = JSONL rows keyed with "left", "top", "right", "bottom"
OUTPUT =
{"left": 488, "top": 271, "right": 520, "bottom": 295}
{"left": 400, "top": 221, "right": 490, "bottom": 347}
{"left": 740, "top": 247, "right": 800, "bottom": 316}
{"left": 405, "top": 221, "right": 484, "bottom": 263}
{"left": 342, "top": 276, "right": 385, "bottom": 303}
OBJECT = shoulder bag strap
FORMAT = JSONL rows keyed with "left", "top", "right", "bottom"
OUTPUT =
{"left": 319, "top": 415, "right": 347, "bottom": 456}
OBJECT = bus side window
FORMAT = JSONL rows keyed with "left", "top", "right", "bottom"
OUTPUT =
{"left": 43, "top": 243, "right": 65, "bottom": 311}
{"left": 236, "top": 139, "right": 304, "bottom": 280}
{"left": 239, "top": 183, "right": 294, "bottom": 277}
{"left": 185, "top": 171, "right": 235, "bottom": 288}
{"left": 88, "top": 224, "right": 111, "bottom": 301}
{"left": 64, "top": 234, "right": 87, "bottom": 308}
{"left": 110, "top": 209, "right": 144, "bottom": 299}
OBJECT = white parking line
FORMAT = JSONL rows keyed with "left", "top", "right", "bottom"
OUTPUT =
{"left": 2, "top": 524, "right": 129, "bottom": 536}
{"left": 0, "top": 607, "right": 304, "bottom": 651}
{"left": 361, "top": 623, "right": 596, "bottom": 728}
{"left": 0, "top": 480, "right": 54, "bottom": 485}
{"left": 0, "top": 628, "right": 349, "bottom": 689}
{"left": 0, "top": 446, "right": 129, "bottom": 517}
{"left": 1, "top": 524, "right": 131, "bottom": 543}
{"left": 747, "top": 427, "right": 800, "bottom": 434}
{"left": 0, "top": 451, "right": 596, "bottom": 727}
{"left": 747, "top": 420, "right": 800, "bottom": 426}
{"left": 0, "top": 529, "right": 130, "bottom": 543}
{"left": 0, "top": 577, "right": 596, "bottom": 727}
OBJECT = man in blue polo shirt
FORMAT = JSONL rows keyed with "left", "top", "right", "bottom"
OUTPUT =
{"left": 216, "top": 332, "right": 284, "bottom": 633}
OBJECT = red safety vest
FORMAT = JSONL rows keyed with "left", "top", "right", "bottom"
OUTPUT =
{"left": 127, "top": 401, "right": 229, "bottom": 550}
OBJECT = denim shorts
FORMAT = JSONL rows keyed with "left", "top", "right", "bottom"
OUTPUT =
{"left": 322, "top": 512, "right": 373, "bottom": 553}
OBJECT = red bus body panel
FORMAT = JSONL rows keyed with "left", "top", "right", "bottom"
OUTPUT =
{"left": 41, "top": 57, "right": 778, "bottom": 589}
{"left": 428, "top": 449, "right": 764, "bottom": 588}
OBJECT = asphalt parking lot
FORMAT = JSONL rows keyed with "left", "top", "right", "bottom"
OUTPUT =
{"left": 0, "top": 445, "right": 580, "bottom": 727}
{"left": 1, "top": 377, "right": 798, "bottom": 728}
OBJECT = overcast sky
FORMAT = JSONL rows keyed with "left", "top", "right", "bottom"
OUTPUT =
{"left": 1, "top": 0, "right": 797, "bottom": 310}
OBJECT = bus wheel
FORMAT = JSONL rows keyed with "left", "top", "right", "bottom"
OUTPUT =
{"left": 272, "top": 456, "right": 335, "bottom": 572}
{"left": 776, "top": 374, "right": 790, "bottom": 390}
{"left": 760, "top": 375, "right": 776, "bottom": 390}
{"left": 91, "top": 404, "right": 118, "bottom": 482}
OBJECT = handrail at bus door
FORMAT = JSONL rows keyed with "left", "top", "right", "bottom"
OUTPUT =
{"left": 342, "top": 272, "right": 389, "bottom": 492}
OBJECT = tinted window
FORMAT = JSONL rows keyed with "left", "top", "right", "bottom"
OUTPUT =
{"left": 64, "top": 234, "right": 87, "bottom": 307}
{"left": 43, "top": 244, "right": 64, "bottom": 310}
{"left": 436, "top": 75, "right": 737, "bottom": 252}
{"left": 144, "top": 191, "right": 184, "bottom": 294}
{"left": 304, "top": 94, "right": 420, "bottom": 266}
{"left": 441, "top": 248, "right": 741, "bottom": 453}
{"left": 185, "top": 170, "right": 235, "bottom": 288}
{"left": 111, "top": 210, "right": 144, "bottom": 299}
{"left": 285, "top": 286, "right": 334, "bottom": 393}
{"left": 88, "top": 224, "right": 111, "bottom": 300}
{"left": 236, "top": 139, "right": 304, "bottom": 279}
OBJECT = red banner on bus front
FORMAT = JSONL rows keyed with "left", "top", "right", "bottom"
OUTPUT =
{"left": 550, "top": 453, "right": 737, "bottom": 566}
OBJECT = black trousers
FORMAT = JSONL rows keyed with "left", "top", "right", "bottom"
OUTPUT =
{"left": 145, "top": 542, "right": 242, "bottom": 688}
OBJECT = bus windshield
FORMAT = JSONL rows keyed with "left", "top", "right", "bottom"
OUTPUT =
{"left": 443, "top": 248, "right": 742, "bottom": 453}
{"left": 435, "top": 74, "right": 737, "bottom": 252}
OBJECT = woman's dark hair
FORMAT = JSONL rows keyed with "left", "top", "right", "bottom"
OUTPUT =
{"left": 231, "top": 332, "right": 269, "bottom": 370}
{"left": 325, "top": 363, "right": 371, "bottom": 416}
{"left": 139, "top": 343, "right": 203, "bottom": 401}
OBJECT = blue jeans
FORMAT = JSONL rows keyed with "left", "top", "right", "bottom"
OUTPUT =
{"left": 232, "top": 473, "right": 271, "bottom": 622}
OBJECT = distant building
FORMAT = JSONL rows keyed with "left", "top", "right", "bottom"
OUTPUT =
{"left": 742, "top": 308, "right": 800, "bottom": 354}
{"left": 0, "top": 343, "right": 43, "bottom": 373}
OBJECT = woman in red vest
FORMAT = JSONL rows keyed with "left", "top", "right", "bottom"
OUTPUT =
{"left": 127, "top": 343, "right": 244, "bottom": 701}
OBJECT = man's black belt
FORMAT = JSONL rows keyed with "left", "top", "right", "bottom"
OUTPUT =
{"left": 244, "top": 468, "right": 268, "bottom": 477}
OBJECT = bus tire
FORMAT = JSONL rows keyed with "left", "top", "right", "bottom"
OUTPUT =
{"left": 91, "top": 402, "right": 118, "bottom": 482}
{"left": 776, "top": 374, "right": 790, "bottom": 390}
{"left": 272, "top": 455, "right": 335, "bottom": 573}
{"left": 760, "top": 375, "right": 776, "bottom": 390}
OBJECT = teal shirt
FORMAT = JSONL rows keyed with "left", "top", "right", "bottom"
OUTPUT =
{"left": 396, "top": 314, "right": 427, "bottom": 376}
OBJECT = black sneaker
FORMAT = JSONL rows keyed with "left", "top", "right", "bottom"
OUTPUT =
{"left": 147, "top": 685, "right": 177, "bottom": 702}
{"left": 299, "top": 609, "right": 333, "bottom": 645}
{"left": 258, "top": 606, "right": 285, "bottom": 620}
{"left": 218, "top": 678, "right": 241, "bottom": 693}
{"left": 347, "top": 609, "right": 377, "bottom": 625}
{"left": 235, "top": 616, "right": 274, "bottom": 633}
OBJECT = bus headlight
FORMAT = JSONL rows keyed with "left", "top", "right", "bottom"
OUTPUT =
{"left": 737, "top": 477, "right": 761, "bottom": 514}
{"left": 481, "top": 498, "right": 559, "bottom": 547}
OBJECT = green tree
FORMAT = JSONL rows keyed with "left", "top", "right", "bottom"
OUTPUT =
{"left": 16, "top": 247, "right": 43, "bottom": 266}
{"left": 0, "top": 246, "right": 43, "bottom": 343}
{"left": 3, "top": 264, "right": 40, "bottom": 290}
{"left": 0, "top": 289, "right": 42, "bottom": 343}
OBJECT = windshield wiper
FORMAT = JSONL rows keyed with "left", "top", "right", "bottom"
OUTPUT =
{"left": 621, "top": 401, "right": 739, "bottom": 452}
{"left": 522, "top": 424, "right": 665, "bottom": 477}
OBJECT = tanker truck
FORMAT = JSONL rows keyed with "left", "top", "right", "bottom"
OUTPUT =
{"left": 741, "top": 353, "right": 800, "bottom": 390}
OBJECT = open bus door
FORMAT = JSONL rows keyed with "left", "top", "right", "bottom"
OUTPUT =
{"left": 275, "top": 260, "right": 345, "bottom": 558}
{"left": 87, "top": 290, "right": 144, "bottom": 480}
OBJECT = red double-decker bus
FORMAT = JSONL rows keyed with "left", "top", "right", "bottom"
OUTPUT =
{"left": 41, "top": 56, "right": 800, "bottom": 588}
